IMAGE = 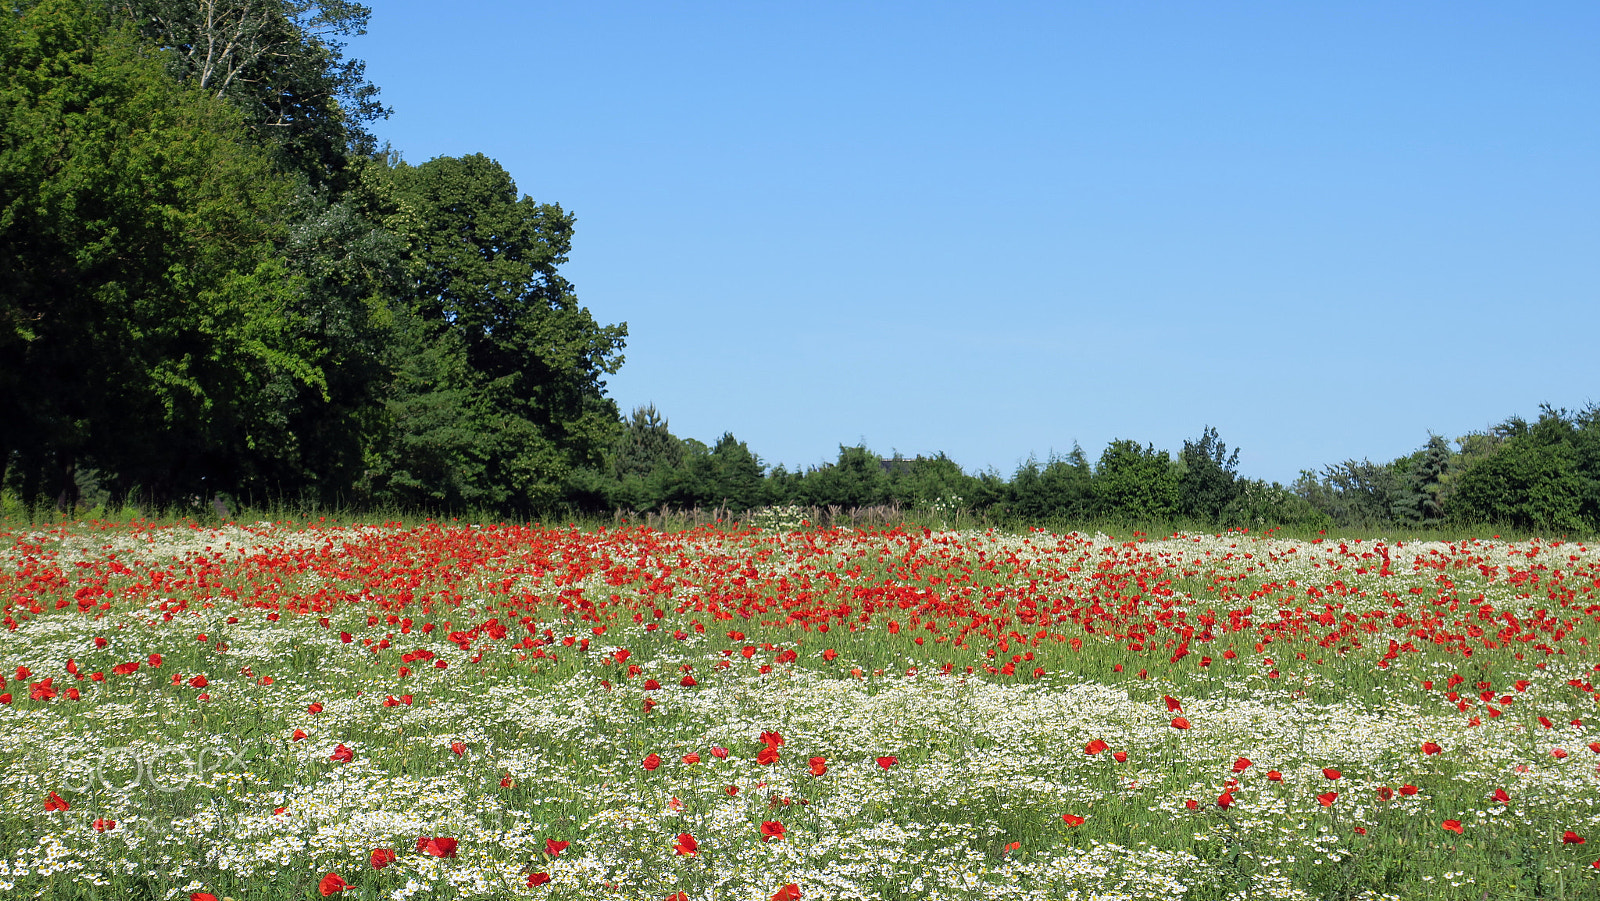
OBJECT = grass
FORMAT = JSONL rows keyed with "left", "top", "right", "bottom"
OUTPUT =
{"left": 0, "top": 519, "right": 1598, "bottom": 900}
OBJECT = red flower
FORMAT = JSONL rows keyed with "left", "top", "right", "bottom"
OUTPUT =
{"left": 711, "top": 746, "right": 729, "bottom": 759}
{"left": 1266, "top": 770, "right": 1283, "bottom": 782}
{"left": 680, "top": 675, "right": 698, "bottom": 687}
{"left": 1399, "top": 784, "right": 1419, "bottom": 796}
{"left": 1061, "top": 813, "right": 1086, "bottom": 826}
{"left": 1322, "top": 768, "right": 1342, "bottom": 780}
{"left": 1084, "top": 739, "right": 1109, "bottom": 755}
{"left": 1317, "top": 792, "right": 1338, "bottom": 807}
{"left": 501, "top": 775, "right": 516, "bottom": 788}
{"left": 673, "top": 832, "right": 698, "bottom": 855}
{"left": 111, "top": 662, "right": 139, "bottom": 676}
{"left": 1552, "top": 748, "right": 1570, "bottom": 759}
{"left": 292, "top": 729, "right": 307, "bottom": 741}
{"left": 1170, "top": 717, "right": 1190, "bottom": 730}
{"left": 1185, "top": 799, "right": 1198, "bottom": 810}
{"left": 665, "top": 894, "right": 688, "bottom": 901}
{"left": 642, "top": 753, "right": 662, "bottom": 770}
{"left": 148, "top": 654, "right": 163, "bottom": 668}
{"left": 1421, "top": 742, "right": 1442, "bottom": 756}
{"left": 418, "top": 837, "right": 458, "bottom": 858}
{"left": 760, "top": 730, "right": 785, "bottom": 748}
{"left": 1492, "top": 788, "right": 1510, "bottom": 804}
{"left": 450, "top": 741, "right": 466, "bottom": 756}
{"left": 876, "top": 755, "right": 897, "bottom": 769}
{"left": 682, "top": 752, "right": 701, "bottom": 765}
{"left": 1232, "top": 757, "right": 1252, "bottom": 773}
{"left": 822, "top": 649, "right": 838, "bottom": 661}
{"left": 1564, "top": 831, "right": 1586, "bottom": 845}
{"left": 1442, "top": 820, "right": 1463, "bottom": 834}
{"left": 726, "top": 784, "right": 739, "bottom": 796}
{"left": 318, "top": 872, "right": 349, "bottom": 896}
{"left": 771, "top": 884, "right": 801, "bottom": 901}
{"left": 44, "top": 792, "right": 69, "bottom": 812}
{"left": 1164, "top": 695, "right": 1183, "bottom": 712}
{"left": 761, "top": 820, "right": 786, "bottom": 841}
{"left": 1217, "top": 791, "right": 1235, "bottom": 809}
{"left": 1113, "top": 750, "right": 1128, "bottom": 763}
{"left": 527, "top": 872, "right": 551, "bottom": 886}
{"left": 308, "top": 702, "right": 324, "bottom": 714}
{"left": 191, "top": 894, "right": 219, "bottom": 901}
{"left": 1376, "top": 787, "right": 1394, "bottom": 800}
{"left": 756, "top": 746, "right": 780, "bottom": 766}
{"left": 93, "top": 818, "right": 116, "bottom": 832}
{"left": 370, "top": 848, "right": 396, "bottom": 869}
{"left": 809, "top": 756, "right": 827, "bottom": 777}
{"left": 329, "top": 744, "right": 354, "bottom": 763}
{"left": 545, "top": 839, "right": 569, "bottom": 857}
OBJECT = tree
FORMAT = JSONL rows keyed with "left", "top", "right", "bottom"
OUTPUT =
{"left": 1, "top": 0, "right": 316, "bottom": 508}
{"left": 796, "top": 446, "right": 889, "bottom": 509}
{"left": 1008, "top": 447, "right": 1092, "bottom": 524}
{"left": 371, "top": 153, "right": 626, "bottom": 514}
{"left": 1177, "top": 426, "right": 1241, "bottom": 524}
{"left": 1445, "top": 408, "right": 1591, "bottom": 532}
{"left": 1092, "top": 440, "right": 1180, "bottom": 522}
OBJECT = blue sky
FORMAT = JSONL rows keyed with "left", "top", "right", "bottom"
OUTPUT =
{"left": 353, "top": 2, "right": 1598, "bottom": 484}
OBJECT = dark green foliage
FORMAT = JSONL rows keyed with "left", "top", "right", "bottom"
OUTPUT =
{"left": 795, "top": 446, "right": 891, "bottom": 509}
{"left": 1177, "top": 426, "right": 1240, "bottom": 523}
{"left": 1295, "top": 459, "right": 1405, "bottom": 529}
{"left": 1444, "top": 408, "right": 1595, "bottom": 533}
{"left": 1008, "top": 448, "right": 1092, "bottom": 523}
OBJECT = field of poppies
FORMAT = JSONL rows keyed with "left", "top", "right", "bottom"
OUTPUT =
{"left": 1, "top": 519, "right": 1599, "bottom": 901}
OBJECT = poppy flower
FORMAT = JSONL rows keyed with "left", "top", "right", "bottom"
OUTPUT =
{"left": 527, "top": 872, "right": 551, "bottom": 886}
{"left": 809, "top": 756, "right": 827, "bottom": 776}
{"left": 682, "top": 752, "right": 701, "bottom": 765}
{"left": 665, "top": 894, "right": 689, "bottom": 901}
{"left": 191, "top": 894, "right": 219, "bottom": 901}
{"left": 680, "top": 675, "right": 697, "bottom": 687}
{"left": 1565, "top": 831, "right": 1586, "bottom": 844}
{"left": 771, "top": 884, "right": 801, "bottom": 901}
{"left": 1322, "top": 768, "right": 1341, "bottom": 780}
{"left": 1317, "top": 792, "right": 1339, "bottom": 807}
{"left": 44, "top": 792, "right": 69, "bottom": 812}
{"left": 450, "top": 741, "right": 466, "bottom": 756}
{"left": 93, "top": 818, "right": 115, "bottom": 832}
{"left": 318, "top": 872, "right": 349, "bottom": 895}
{"left": 1376, "top": 787, "right": 1394, "bottom": 801}
{"left": 1164, "top": 695, "right": 1182, "bottom": 712}
{"left": 329, "top": 744, "right": 354, "bottom": 763}
{"left": 1184, "top": 799, "right": 1198, "bottom": 810}
{"left": 756, "top": 746, "right": 780, "bottom": 766}
{"left": 1399, "top": 784, "right": 1419, "bottom": 796}
{"left": 1061, "top": 813, "right": 1086, "bottom": 826}
{"left": 1084, "top": 739, "right": 1108, "bottom": 755}
{"left": 1553, "top": 748, "right": 1570, "bottom": 759}
{"left": 1266, "top": 770, "right": 1283, "bottom": 782}
{"left": 1442, "top": 820, "right": 1463, "bottom": 834}
{"left": 1422, "top": 742, "right": 1442, "bottom": 756}
{"left": 1112, "top": 750, "right": 1128, "bottom": 763}
{"left": 761, "top": 820, "right": 786, "bottom": 841}
{"left": 1232, "top": 757, "right": 1252, "bottom": 773}
{"left": 822, "top": 649, "right": 838, "bottom": 661}
{"left": 642, "top": 753, "right": 662, "bottom": 770}
{"left": 545, "top": 838, "right": 569, "bottom": 857}
{"left": 876, "top": 756, "right": 897, "bottom": 769}
{"left": 673, "top": 832, "right": 698, "bottom": 855}
{"left": 1171, "top": 717, "right": 1191, "bottom": 730}
{"left": 760, "top": 730, "right": 784, "bottom": 748}
{"left": 308, "top": 702, "right": 324, "bottom": 714}
{"left": 1492, "top": 788, "right": 1510, "bottom": 804}
{"left": 710, "top": 746, "right": 729, "bottom": 759}
{"left": 726, "top": 785, "right": 739, "bottom": 796}
{"left": 501, "top": 775, "right": 516, "bottom": 788}
{"left": 292, "top": 729, "right": 307, "bottom": 741}
{"left": 418, "top": 837, "right": 458, "bottom": 858}
{"left": 1217, "top": 791, "right": 1235, "bottom": 809}
{"left": 370, "top": 848, "right": 396, "bottom": 869}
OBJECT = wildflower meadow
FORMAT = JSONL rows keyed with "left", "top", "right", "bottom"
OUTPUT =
{"left": 2, "top": 520, "right": 1599, "bottom": 901}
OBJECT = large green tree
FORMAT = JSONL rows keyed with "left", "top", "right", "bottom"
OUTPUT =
{"left": 1, "top": 0, "right": 317, "bottom": 508}
{"left": 364, "top": 153, "right": 626, "bottom": 514}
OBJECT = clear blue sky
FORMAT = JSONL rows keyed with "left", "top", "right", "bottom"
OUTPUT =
{"left": 353, "top": 2, "right": 1598, "bottom": 485}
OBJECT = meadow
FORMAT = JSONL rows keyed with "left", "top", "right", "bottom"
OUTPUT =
{"left": 1, "top": 519, "right": 1598, "bottom": 901}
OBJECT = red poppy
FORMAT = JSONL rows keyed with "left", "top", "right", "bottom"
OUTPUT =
{"left": 1492, "top": 788, "right": 1510, "bottom": 804}
{"left": 418, "top": 837, "right": 458, "bottom": 858}
{"left": 1217, "top": 791, "right": 1235, "bottom": 809}
{"left": 809, "top": 756, "right": 827, "bottom": 777}
{"left": 1552, "top": 748, "right": 1570, "bottom": 759}
{"left": 1084, "top": 739, "right": 1108, "bottom": 755}
{"left": 771, "top": 884, "right": 801, "bottom": 901}
{"left": 760, "top": 730, "right": 784, "bottom": 748}
{"left": 726, "top": 785, "right": 739, "bottom": 796}
{"left": 450, "top": 741, "right": 466, "bottom": 756}
{"left": 643, "top": 679, "right": 661, "bottom": 690}
{"left": 545, "top": 839, "right": 569, "bottom": 857}
{"left": 711, "top": 746, "right": 729, "bottom": 759}
{"left": 876, "top": 756, "right": 897, "bottom": 769}
{"left": 680, "top": 675, "right": 698, "bottom": 687}
{"left": 292, "top": 729, "right": 308, "bottom": 741}
{"left": 501, "top": 775, "right": 516, "bottom": 788}
{"left": 1112, "top": 750, "right": 1128, "bottom": 763}
{"left": 318, "top": 872, "right": 349, "bottom": 896}
{"left": 1422, "top": 742, "right": 1442, "bottom": 756}
{"left": 1170, "top": 717, "right": 1191, "bottom": 730}
{"left": 527, "top": 872, "right": 551, "bottom": 887}
{"left": 370, "top": 848, "right": 397, "bottom": 869}
{"left": 1164, "top": 695, "right": 1182, "bottom": 712}
{"left": 822, "top": 649, "right": 838, "bottom": 661}
{"left": 1399, "top": 784, "right": 1419, "bottom": 796}
{"left": 93, "top": 818, "right": 116, "bottom": 832}
{"left": 665, "top": 894, "right": 689, "bottom": 901}
{"left": 1376, "top": 787, "right": 1394, "bottom": 801}
{"left": 1266, "top": 770, "right": 1283, "bottom": 782}
{"left": 308, "top": 702, "right": 324, "bottom": 714}
{"left": 682, "top": 752, "right": 701, "bottom": 765}
{"left": 1442, "top": 820, "right": 1463, "bottom": 834}
{"left": 1565, "top": 831, "right": 1586, "bottom": 845}
{"left": 643, "top": 753, "right": 662, "bottom": 770}
{"left": 1184, "top": 799, "right": 1198, "bottom": 810}
{"left": 756, "top": 746, "right": 780, "bottom": 766}
{"left": 761, "top": 820, "right": 786, "bottom": 841}
{"left": 1322, "top": 768, "right": 1341, "bottom": 780}
{"left": 1317, "top": 792, "right": 1338, "bottom": 807}
{"left": 329, "top": 744, "right": 354, "bottom": 763}
{"left": 1232, "top": 757, "right": 1252, "bottom": 773}
{"left": 44, "top": 792, "right": 69, "bottom": 812}
{"left": 191, "top": 894, "right": 219, "bottom": 901}
{"left": 1061, "top": 813, "right": 1086, "bottom": 826}
{"left": 673, "top": 832, "right": 698, "bottom": 855}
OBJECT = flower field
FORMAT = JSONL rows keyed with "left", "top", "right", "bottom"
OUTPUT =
{"left": 2, "top": 521, "right": 1599, "bottom": 901}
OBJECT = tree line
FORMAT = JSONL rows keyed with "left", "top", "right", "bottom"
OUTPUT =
{"left": 565, "top": 405, "right": 1600, "bottom": 534}
{"left": 4, "top": 1, "right": 1595, "bottom": 534}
